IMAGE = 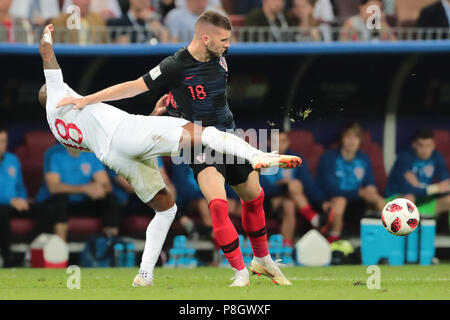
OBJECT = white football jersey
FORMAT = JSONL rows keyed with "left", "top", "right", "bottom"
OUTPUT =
{"left": 44, "top": 69, "right": 129, "bottom": 162}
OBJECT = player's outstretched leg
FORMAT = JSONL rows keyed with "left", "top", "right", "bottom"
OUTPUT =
{"left": 180, "top": 124, "right": 302, "bottom": 170}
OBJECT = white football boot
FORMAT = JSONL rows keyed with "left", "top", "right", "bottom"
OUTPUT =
{"left": 132, "top": 270, "right": 153, "bottom": 287}
{"left": 249, "top": 257, "right": 292, "bottom": 286}
{"left": 229, "top": 268, "right": 250, "bottom": 287}
{"left": 250, "top": 153, "right": 302, "bottom": 171}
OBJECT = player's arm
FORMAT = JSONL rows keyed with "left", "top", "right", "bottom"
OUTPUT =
{"left": 45, "top": 172, "right": 90, "bottom": 195}
{"left": 39, "top": 24, "right": 60, "bottom": 70}
{"left": 92, "top": 170, "right": 112, "bottom": 193}
{"left": 57, "top": 77, "right": 149, "bottom": 110}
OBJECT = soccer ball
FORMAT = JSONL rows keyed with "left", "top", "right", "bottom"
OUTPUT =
{"left": 381, "top": 198, "right": 420, "bottom": 236}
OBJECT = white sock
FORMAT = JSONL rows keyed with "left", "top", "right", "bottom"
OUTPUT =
{"left": 139, "top": 204, "right": 177, "bottom": 276}
{"left": 254, "top": 254, "right": 273, "bottom": 264}
{"left": 201, "top": 126, "right": 263, "bottom": 162}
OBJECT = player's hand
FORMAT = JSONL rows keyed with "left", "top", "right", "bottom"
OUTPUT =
{"left": 84, "top": 182, "right": 106, "bottom": 200}
{"left": 10, "top": 198, "right": 30, "bottom": 212}
{"left": 40, "top": 24, "right": 54, "bottom": 44}
{"left": 404, "top": 171, "right": 420, "bottom": 187}
{"left": 437, "top": 180, "right": 450, "bottom": 194}
{"left": 57, "top": 96, "right": 89, "bottom": 110}
{"left": 150, "top": 94, "right": 168, "bottom": 116}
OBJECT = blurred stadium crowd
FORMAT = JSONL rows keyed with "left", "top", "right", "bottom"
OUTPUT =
{"left": 0, "top": 0, "right": 450, "bottom": 44}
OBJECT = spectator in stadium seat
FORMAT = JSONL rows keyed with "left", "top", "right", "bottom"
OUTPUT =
{"left": 288, "top": 0, "right": 321, "bottom": 41}
{"left": 385, "top": 129, "right": 450, "bottom": 220}
{"left": 244, "top": 0, "right": 296, "bottom": 41}
{"left": 0, "top": 126, "right": 29, "bottom": 267}
{"left": 35, "top": 144, "right": 120, "bottom": 241}
{"left": 164, "top": 0, "right": 221, "bottom": 42}
{"left": 51, "top": 0, "right": 107, "bottom": 44}
{"left": 316, "top": 122, "right": 386, "bottom": 243}
{"left": 63, "top": 0, "right": 123, "bottom": 21}
{"left": 0, "top": 0, "right": 33, "bottom": 43}
{"left": 236, "top": 0, "right": 262, "bottom": 15}
{"left": 9, "top": 0, "right": 60, "bottom": 27}
{"left": 340, "top": 0, "right": 395, "bottom": 42}
{"left": 416, "top": 0, "right": 450, "bottom": 40}
{"left": 312, "top": 0, "right": 336, "bottom": 41}
{"left": 107, "top": 0, "right": 170, "bottom": 44}
{"left": 259, "top": 130, "right": 334, "bottom": 247}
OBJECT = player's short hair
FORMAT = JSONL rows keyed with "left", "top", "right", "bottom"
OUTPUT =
{"left": 413, "top": 129, "right": 434, "bottom": 141}
{"left": 339, "top": 122, "right": 363, "bottom": 143}
{"left": 195, "top": 10, "right": 232, "bottom": 30}
{"left": 0, "top": 125, "right": 7, "bottom": 134}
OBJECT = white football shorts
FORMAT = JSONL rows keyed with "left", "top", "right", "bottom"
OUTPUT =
{"left": 104, "top": 114, "right": 189, "bottom": 203}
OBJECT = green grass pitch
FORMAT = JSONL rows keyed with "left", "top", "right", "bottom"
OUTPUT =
{"left": 1, "top": 264, "right": 449, "bottom": 300}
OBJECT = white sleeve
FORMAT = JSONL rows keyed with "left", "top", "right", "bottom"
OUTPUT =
{"left": 44, "top": 69, "right": 65, "bottom": 92}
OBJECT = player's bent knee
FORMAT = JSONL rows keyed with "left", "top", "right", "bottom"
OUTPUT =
{"left": 148, "top": 187, "right": 175, "bottom": 212}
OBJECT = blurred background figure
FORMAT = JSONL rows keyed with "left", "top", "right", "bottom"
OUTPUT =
{"left": 244, "top": 0, "right": 296, "bottom": 42}
{"left": 51, "top": 0, "right": 107, "bottom": 44}
{"left": 312, "top": 0, "right": 335, "bottom": 41}
{"left": 385, "top": 129, "right": 450, "bottom": 220}
{"left": 416, "top": 0, "right": 450, "bottom": 40}
{"left": 107, "top": 0, "right": 169, "bottom": 44}
{"left": 9, "top": 0, "right": 60, "bottom": 27}
{"left": 0, "top": 0, "right": 33, "bottom": 43}
{"left": 164, "top": 0, "right": 208, "bottom": 42}
{"left": 35, "top": 144, "right": 120, "bottom": 241}
{"left": 316, "top": 122, "right": 386, "bottom": 243}
{"left": 63, "top": 0, "right": 123, "bottom": 20}
{"left": 260, "top": 130, "right": 333, "bottom": 247}
{"left": 289, "top": 0, "right": 321, "bottom": 41}
{"left": 0, "top": 126, "right": 29, "bottom": 267}
{"left": 340, "top": 0, "right": 395, "bottom": 41}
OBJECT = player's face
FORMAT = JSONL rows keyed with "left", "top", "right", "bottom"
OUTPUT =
{"left": 341, "top": 131, "right": 361, "bottom": 154}
{"left": 205, "top": 27, "right": 231, "bottom": 58}
{"left": 413, "top": 138, "right": 435, "bottom": 160}
{"left": 0, "top": 131, "right": 8, "bottom": 157}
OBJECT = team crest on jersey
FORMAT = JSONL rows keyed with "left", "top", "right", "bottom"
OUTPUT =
{"left": 81, "top": 163, "right": 92, "bottom": 176}
{"left": 219, "top": 57, "right": 228, "bottom": 72}
{"left": 353, "top": 167, "right": 365, "bottom": 180}
{"left": 423, "top": 165, "right": 434, "bottom": 178}
{"left": 8, "top": 167, "right": 16, "bottom": 178}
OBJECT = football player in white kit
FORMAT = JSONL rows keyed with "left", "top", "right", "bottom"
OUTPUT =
{"left": 38, "top": 24, "right": 301, "bottom": 286}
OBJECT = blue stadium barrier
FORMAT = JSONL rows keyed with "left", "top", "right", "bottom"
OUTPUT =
{"left": 2, "top": 41, "right": 450, "bottom": 56}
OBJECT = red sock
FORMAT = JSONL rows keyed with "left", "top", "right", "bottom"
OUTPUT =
{"left": 209, "top": 199, "right": 245, "bottom": 270}
{"left": 283, "top": 239, "right": 294, "bottom": 247}
{"left": 299, "top": 204, "right": 318, "bottom": 222}
{"left": 327, "top": 234, "right": 340, "bottom": 243}
{"left": 241, "top": 189, "right": 269, "bottom": 258}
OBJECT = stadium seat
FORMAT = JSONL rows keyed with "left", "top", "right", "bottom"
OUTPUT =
{"left": 434, "top": 129, "right": 450, "bottom": 170}
{"left": 359, "top": 131, "right": 386, "bottom": 193}
{"left": 15, "top": 130, "right": 56, "bottom": 198}
{"left": 287, "top": 130, "right": 324, "bottom": 175}
{"left": 68, "top": 217, "right": 102, "bottom": 235}
{"left": 228, "top": 15, "right": 245, "bottom": 28}
{"left": 395, "top": 0, "right": 438, "bottom": 26}
{"left": 10, "top": 217, "right": 35, "bottom": 241}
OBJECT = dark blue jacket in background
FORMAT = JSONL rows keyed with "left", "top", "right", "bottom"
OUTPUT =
{"left": 316, "top": 148, "right": 376, "bottom": 201}
{"left": 385, "top": 147, "right": 449, "bottom": 198}
{"left": 0, "top": 152, "right": 27, "bottom": 205}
